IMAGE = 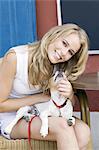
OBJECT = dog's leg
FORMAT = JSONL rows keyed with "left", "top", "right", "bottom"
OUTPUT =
{"left": 5, "top": 106, "right": 31, "bottom": 134}
{"left": 61, "top": 109, "right": 75, "bottom": 126}
{"left": 60, "top": 100, "right": 75, "bottom": 126}
{"left": 40, "top": 110, "right": 51, "bottom": 138}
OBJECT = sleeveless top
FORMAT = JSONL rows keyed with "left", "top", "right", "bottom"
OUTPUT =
{"left": 9, "top": 45, "right": 42, "bottom": 98}
{"left": 0, "top": 45, "right": 42, "bottom": 123}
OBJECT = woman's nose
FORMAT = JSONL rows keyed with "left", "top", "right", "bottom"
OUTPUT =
{"left": 61, "top": 48, "right": 68, "bottom": 57}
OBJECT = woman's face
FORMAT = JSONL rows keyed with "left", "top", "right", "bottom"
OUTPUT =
{"left": 47, "top": 33, "right": 81, "bottom": 64}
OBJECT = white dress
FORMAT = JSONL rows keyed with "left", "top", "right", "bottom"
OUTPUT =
{"left": 0, "top": 45, "right": 42, "bottom": 139}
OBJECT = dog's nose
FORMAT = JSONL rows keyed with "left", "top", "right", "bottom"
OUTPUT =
{"left": 57, "top": 72, "right": 63, "bottom": 78}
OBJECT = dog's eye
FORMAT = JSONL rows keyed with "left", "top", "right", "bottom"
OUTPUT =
{"left": 52, "top": 73, "right": 55, "bottom": 77}
{"left": 54, "top": 75, "right": 57, "bottom": 81}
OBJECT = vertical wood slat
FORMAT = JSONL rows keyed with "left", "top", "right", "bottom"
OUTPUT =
{"left": 0, "top": 136, "right": 57, "bottom": 150}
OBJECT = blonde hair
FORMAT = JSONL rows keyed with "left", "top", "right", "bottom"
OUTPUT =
{"left": 28, "top": 23, "right": 89, "bottom": 90}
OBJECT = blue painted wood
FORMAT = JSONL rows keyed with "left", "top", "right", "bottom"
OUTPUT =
{"left": 0, "top": 0, "right": 37, "bottom": 57}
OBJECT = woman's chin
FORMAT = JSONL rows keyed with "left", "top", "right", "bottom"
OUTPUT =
{"left": 50, "top": 60, "right": 58, "bottom": 64}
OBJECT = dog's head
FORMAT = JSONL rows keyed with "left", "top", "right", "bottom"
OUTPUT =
{"left": 49, "top": 70, "right": 64, "bottom": 91}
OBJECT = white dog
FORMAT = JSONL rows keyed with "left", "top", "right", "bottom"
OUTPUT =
{"left": 5, "top": 70, "right": 75, "bottom": 137}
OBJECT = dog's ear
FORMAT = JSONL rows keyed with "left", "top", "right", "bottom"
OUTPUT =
{"left": 52, "top": 65, "right": 57, "bottom": 76}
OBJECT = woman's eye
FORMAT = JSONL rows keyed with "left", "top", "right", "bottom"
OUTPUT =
{"left": 62, "top": 41, "right": 67, "bottom": 47}
{"left": 68, "top": 49, "right": 74, "bottom": 56}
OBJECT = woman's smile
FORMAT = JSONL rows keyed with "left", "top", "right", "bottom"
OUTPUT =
{"left": 55, "top": 50, "right": 61, "bottom": 60}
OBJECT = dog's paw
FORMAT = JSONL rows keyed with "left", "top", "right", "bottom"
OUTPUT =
{"left": 67, "top": 117, "right": 75, "bottom": 126}
{"left": 40, "top": 132, "right": 48, "bottom": 138}
{"left": 40, "top": 126, "right": 48, "bottom": 138}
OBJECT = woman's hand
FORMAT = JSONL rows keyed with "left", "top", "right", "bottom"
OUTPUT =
{"left": 57, "top": 73, "right": 74, "bottom": 100}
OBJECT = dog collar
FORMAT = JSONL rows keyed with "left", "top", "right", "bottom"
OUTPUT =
{"left": 51, "top": 98, "right": 68, "bottom": 109}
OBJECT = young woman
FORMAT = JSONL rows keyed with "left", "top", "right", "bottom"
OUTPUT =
{"left": 0, "top": 23, "right": 90, "bottom": 150}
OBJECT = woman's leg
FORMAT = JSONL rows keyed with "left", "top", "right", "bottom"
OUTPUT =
{"left": 10, "top": 116, "right": 79, "bottom": 150}
{"left": 73, "top": 118, "right": 91, "bottom": 150}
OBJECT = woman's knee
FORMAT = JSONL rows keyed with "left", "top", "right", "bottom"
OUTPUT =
{"left": 80, "top": 124, "right": 91, "bottom": 149}
{"left": 48, "top": 117, "right": 70, "bottom": 135}
{"left": 74, "top": 119, "right": 91, "bottom": 149}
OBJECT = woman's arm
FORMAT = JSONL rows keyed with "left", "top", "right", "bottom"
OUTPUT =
{"left": 0, "top": 52, "right": 50, "bottom": 113}
{"left": 0, "top": 93, "right": 50, "bottom": 113}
